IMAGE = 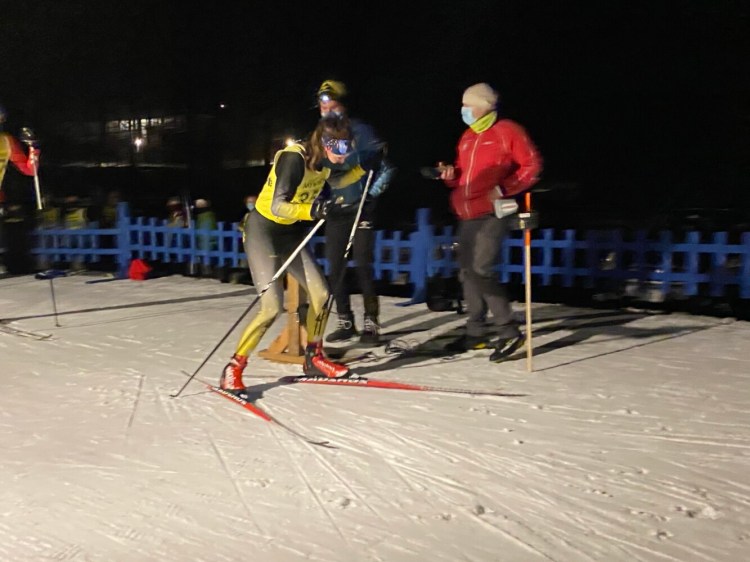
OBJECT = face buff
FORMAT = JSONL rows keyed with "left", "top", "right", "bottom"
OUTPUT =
{"left": 468, "top": 110, "right": 498, "bottom": 133}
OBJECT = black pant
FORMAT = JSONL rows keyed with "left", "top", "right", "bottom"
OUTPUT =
{"left": 457, "top": 214, "right": 520, "bottom": 339}
{"left": 324, "top": 206, "right": 378, "bottom": 317}
{"left": 3, "top": 217, "right": 33, "bottom": 274}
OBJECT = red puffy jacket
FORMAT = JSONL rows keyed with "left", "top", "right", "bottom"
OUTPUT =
{"left": 445, "top": 119, "right": 542, "bottom": 220}
{"left": 0, "top": 133, "right": 37, "bottom": 177}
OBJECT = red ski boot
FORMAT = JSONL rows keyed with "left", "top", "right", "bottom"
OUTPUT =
{"left": 219, "top": 354, "right": 248, "bottom": 392}
{"left": 303, "top": 344, "right": 350, "bottom": 378}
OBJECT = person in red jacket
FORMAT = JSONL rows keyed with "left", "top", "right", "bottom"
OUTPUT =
{"left": 438, "top": 83, "right": 542, "bottom": 362}
{"left": 0, "top": 105, "right": 41, "bottom": 274}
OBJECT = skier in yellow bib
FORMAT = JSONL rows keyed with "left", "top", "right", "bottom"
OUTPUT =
{"left": 219, "top": 115, "right": 356, "bottom": 394}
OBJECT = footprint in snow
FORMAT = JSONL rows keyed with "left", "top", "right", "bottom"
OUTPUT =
{"left": 673, "top": 505, "right": 721, "bottom": 520}
{"left": 585, "top": 488, "right": 613, "bottom": 497}
{"left": 615, "top": 408, "right": 640, "bottom": 415}
{"left": 628, "top": 509, "right": 669, "bottom": 522}
{"left": 654, "top": 529, "right": 673, "bottom": 541}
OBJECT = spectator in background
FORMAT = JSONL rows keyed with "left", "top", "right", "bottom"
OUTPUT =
{"left": 238, "top": 194, "right": 258, "bottom": 241}
{"left": 93, "top": 189, "right": 122, "bottom": 273}
{"left": 437, "top": 82, "right": 542, "bottom": 363}
{"left": 163, "top": 196, "right": 188, "bottom": 275}
{"left": 316, "top": 79, "right": 395, "bottom": 346}
{"left": 38, "top": 196, "right": 61, "bottom": 229}
{"left": 35, "top": 195, "right": 61, "bottom": 270}
{"left": 228, "top": 194, "right": 258, "bottom": 285}
{"left": 101, "top": 190, "right": 121, "bottom": 228}
{"left": 194, "top": 198, "right": 217, "bottom": 276}
{"left": 62, "top": 195, "right": 87, "bottom": 230}
{"left": 62, "top": 195, "right": 89, "bottom": 271}
{"left": 165, "top": 196, "right": 187, "bottom": 228}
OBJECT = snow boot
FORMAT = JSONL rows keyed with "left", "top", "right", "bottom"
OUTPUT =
{"left": 303, "top": 344, "right": 350, "bottom": 378}
{"left": 326, "top": 312, "right": 357, "bottom": 343}
{"left": 219, "top": 354, "right": 248, "bottom": 391}
{"left": 489, "top": 335, "right": 525, "bottom": 363}
{"left": 359, "top": 314, "right": 380, "bottom": 346}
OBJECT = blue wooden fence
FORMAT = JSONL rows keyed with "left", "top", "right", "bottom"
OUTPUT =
{"left": 32, "top": 202, "right": 750, "bottom": 302}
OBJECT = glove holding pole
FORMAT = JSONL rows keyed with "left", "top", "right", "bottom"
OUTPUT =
{"left": 310, "top": 196, "right": 335, "bottom": 221}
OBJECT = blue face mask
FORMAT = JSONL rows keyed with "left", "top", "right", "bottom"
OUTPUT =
{"left": 246, "top": 202, "right": 255, "bottom": 212}
{"left": 461, "top": 106, "right": 477, "bottom": 126}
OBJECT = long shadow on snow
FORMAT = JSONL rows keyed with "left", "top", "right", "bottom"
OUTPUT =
{"left": 1, "top": 288, "right": 256, "bottom": 323}
{"left": 533, "top": 320, "right": 724, "bottom": 371}
{"left": 347, "top": 309, "right": 715, "bottom": 375}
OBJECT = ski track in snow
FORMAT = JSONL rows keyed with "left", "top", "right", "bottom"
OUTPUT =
{"left": 1, "top": 275, "right": 749, "bottom": 561}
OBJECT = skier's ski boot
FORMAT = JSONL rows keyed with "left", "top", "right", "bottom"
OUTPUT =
{"left": 359, "top": 314, "right": 380, "bottom": 346}
{"left": 219, "top": 354, "right": 248, "bottom": 392}
{"left": 303, "top": 344, "right": 350, "bottom": 378}
{"left": 326, "top": 312, "right": 357, "bottom": 343}
{"left": 489, "top": 335, "right": 525, "bottom": 363}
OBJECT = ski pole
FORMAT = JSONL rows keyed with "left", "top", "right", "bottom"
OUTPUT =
{"left": 34, "top": 269, "right": 67, "bottom": 327}
{"left": 313, "top": 170, "right": 374, "bottom": 336}
{"left": 170, "top": 218, "right": 327, "bottom": 398}
{"left": 31, "top": 162, "right": 42, "bottom": 211}
{"left": 522, "top": 192, "right": 534, "bottom": 372}
{"left": 182, "top": 191, "right": 196, "bottom": 276}
{"left": 19, "top": 127, "right": 43, "bottom": 210}
{"left": 49, "top": 278, "right": 60, "bottom": 327}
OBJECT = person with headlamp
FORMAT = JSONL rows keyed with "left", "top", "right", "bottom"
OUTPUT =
{"left": 316, "top": 80, "right": 394, "bottom": 346}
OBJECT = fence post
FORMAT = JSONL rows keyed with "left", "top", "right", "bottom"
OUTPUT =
{"left": 188, "top": 220, "right": 197, "bottom": 276}
{"left": 741, "top": 233, "right": 750, "bottom": 299}
{"left": 115, "top": 202, "right": 131, "bottom": 278}
{"left": 407, "top": 208, "right": 432, "bottom": 304}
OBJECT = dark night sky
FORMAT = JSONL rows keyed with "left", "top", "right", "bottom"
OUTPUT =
{"left": 1, "top": 0, "right": 749, "bottom": 220}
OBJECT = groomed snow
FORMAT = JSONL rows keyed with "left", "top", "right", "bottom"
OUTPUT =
{"left": 1, "top": 274, "right": 748, "bottom": 561}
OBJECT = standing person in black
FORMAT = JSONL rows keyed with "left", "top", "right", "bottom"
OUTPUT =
{"left": 316, "top": 80, "right": 394, "bottom": 346}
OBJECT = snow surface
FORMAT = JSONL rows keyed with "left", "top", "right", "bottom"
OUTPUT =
{"left": 1, "top": 273, "right": 749, "bottom": 561}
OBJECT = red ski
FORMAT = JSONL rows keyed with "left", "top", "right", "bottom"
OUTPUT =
{"left": 207, "top": 384, "right": 273, "bottom": 420}
{"left": 282, "top": 375, "right": 525, "bottom": 397}
{"left": 206, "top": 385, "right": 334, "bottom": 448}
